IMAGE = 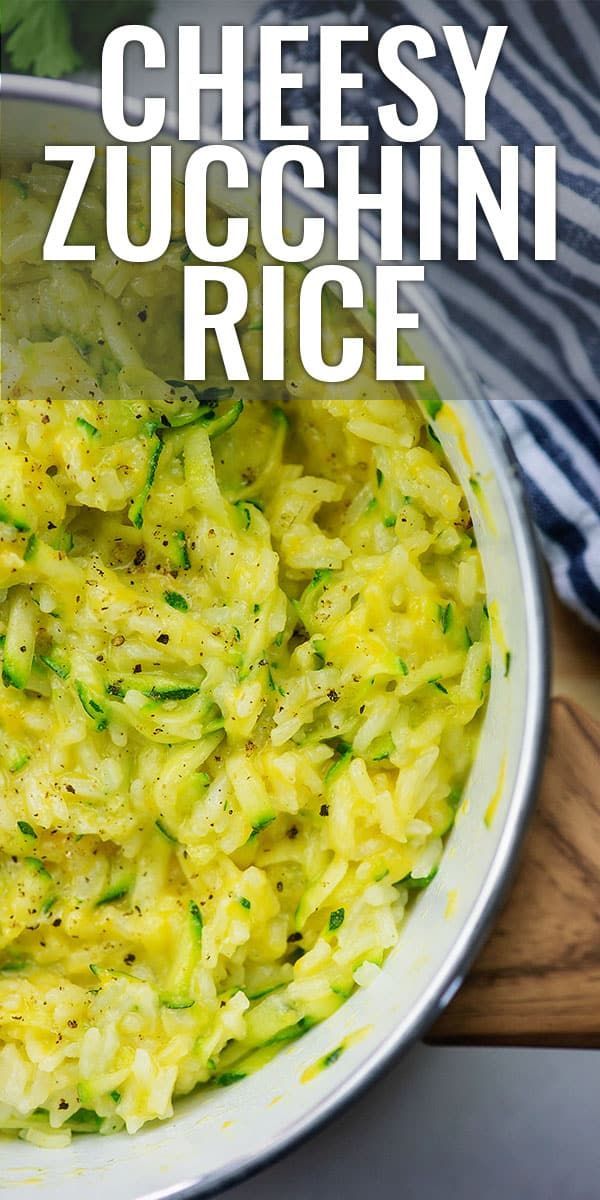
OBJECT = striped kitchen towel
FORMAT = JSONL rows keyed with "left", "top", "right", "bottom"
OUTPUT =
{"left": 246, "top": 0, "right": 600, "bottom": 628}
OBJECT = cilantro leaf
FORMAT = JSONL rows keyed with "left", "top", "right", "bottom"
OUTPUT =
{"left": 1, "top": 0, "right": 156, "bottom": 79}
{"left": 1, "top": 0, "right": 81, "bottom": 78}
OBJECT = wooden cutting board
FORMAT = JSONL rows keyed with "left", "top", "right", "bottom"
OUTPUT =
{"left": 428, "top": 591, "right": 600, "bottom": 1049}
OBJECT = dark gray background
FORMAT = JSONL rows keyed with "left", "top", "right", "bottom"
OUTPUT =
{"left": 118, "top": 3, "right": 599, "bottom": 1196}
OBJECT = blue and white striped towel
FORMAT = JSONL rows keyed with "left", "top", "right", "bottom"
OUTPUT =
{"left": 247, "top": 0, "right": 600, "bottom": 628}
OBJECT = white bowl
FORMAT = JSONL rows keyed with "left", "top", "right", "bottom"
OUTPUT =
{"left": 1, "top": 77, "right": 549, "bottom": 1200}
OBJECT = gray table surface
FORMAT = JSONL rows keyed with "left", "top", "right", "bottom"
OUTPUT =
{"left": 94, "top": 3, "right": 600, "bottom": 1194}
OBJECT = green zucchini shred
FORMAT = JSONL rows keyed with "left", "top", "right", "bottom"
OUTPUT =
{"left": 266, "top": 666, "right": 285, "bottom": 697}
{"left": 399, "top": 868, "right": 438, "bottom": 891}
{"left": 23, "top": 533, "right": 38, "bottom": 561}
{"left": 163, "top": 590, "right": 189, "bottom": 612}
{"left": 38, "top": 654, "right": 70, "bottom": 680}
{"left": 155, "top": 818, "right": 178, "bottom": 844}
{"left": 129, "top": 435, "right": 163, "bottom": 529}
{"left": 166, "top": 397, "right": 243, "bottom": 438}
{"left": 76, "top": 417, "right": 99, "bottom": 438}
{"left": 250, "top": 814, "right": 276, "bottom": 838}
{"left": 24, "top": 856, "right": 52, "bottom": 880}
{"left": 96, "top": 880, "right": 130, "bottom": 906}
{"left": 66, "top": 1108, "right": 103, "bottom": 1133}
{"left": 8, "top": 751, "right": 30, "bottom": 774}
{"left": 328, "top": 907, "right": 345, "bottom": 932}
{"left": 0, "top": 955, "right": 29, "bottom": 972}
{"left": 147, "top": 684, "right": 199, "bottom": 701}
{"left": 189, "top": 899, "right": 203, "bottom": 942}
{"left": 325, "top": 742, "right": 353, "bottom": 785}
{"left": 438, "top": 602, "right": 453, "bottom": 634}
{"left": 430, "top": 679, "right": 449, "bottom": 695}
{"left": 166, "top": 381, "right": 234, "bottom": 407}
{"left": 0, "top": 502, "right": 30, "bottom": 532}
{"left": 321, "top": 1045, "right": 344, "bottom": 1068}
{"left": 172, "top": 530, "right": 191, "bottom": 570}
{"left": 264, "top": 1016, "right": 315, "bottom": 1046}
{"left": 75, "top": 681, "right": 108, "bottom": 731}
{"left": 2, "top": 589, "right": 37, "bottom": 689}
{"left": 216, "top": 1071, "right": 246, "bottom": 1087}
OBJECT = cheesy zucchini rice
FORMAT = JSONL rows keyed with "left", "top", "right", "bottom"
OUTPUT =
{"left": 0, "top": 163, "right": 489, "bottom": 1143}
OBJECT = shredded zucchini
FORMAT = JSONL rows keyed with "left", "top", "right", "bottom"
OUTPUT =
{"left": 0, "top": 160, "right": 489, "bottom": 1140}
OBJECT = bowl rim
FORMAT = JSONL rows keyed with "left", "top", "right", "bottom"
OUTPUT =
{"left": 1, "top": 74, "right": 551, "bottom": 1200}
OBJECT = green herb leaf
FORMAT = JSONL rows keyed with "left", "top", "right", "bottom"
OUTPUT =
{"left": 1, "top": 0, "right": 81, "bottom": 78}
